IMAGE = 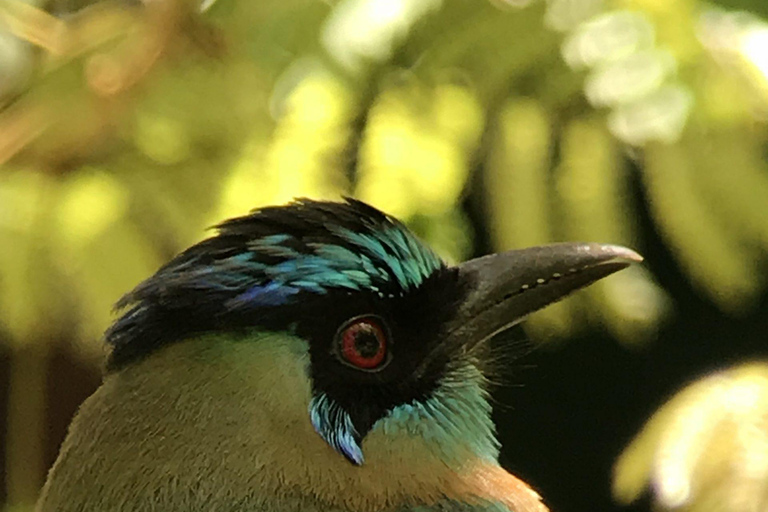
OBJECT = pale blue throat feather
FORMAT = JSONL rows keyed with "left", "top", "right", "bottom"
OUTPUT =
{"left": 311, "top": 362, "right": 499, "bottom": 467}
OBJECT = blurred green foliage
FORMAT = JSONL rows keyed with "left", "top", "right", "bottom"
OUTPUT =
{"left": 2, "top": 0, "right": 768, "bottom": 509}
{"left": 614, "top": 362, "right": 768, "bottom": 512}
{"left": 2, "top": 0, "right": 768, "bottom": 353}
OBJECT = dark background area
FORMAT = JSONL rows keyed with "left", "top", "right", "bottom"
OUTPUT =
{"left": 489, "top": 170, "right": 768, "bottom": 512}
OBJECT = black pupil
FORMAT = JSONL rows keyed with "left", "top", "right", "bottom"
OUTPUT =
{"left": 354, "top": 329, "right": 381, "bottom": 358}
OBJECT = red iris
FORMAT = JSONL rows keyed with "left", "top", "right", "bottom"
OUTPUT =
{"left": 338, "top": 317, "right": 388, "bottom": 370}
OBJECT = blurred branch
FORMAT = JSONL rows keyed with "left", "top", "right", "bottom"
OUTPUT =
{"left": 0, "top": 0, "right": 224, "bottom": 167}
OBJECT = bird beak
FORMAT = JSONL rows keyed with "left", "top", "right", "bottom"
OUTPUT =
{"left": 446, "top": 243, "right": 643, "bottom": 350}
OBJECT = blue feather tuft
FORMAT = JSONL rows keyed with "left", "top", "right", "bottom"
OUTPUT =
{"left": 227, "top": 282, "right": 300, "bottom": 308}
{"left": 309, "top": 393, "right": 364, "bottom": 465}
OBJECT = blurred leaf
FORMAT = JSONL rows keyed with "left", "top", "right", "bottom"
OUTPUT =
{"left": 0, "top": 0, "right": 766, "bottom": 355}
{"left": 692, "top": 127, "right": 768, "bottom": 256}
{"left": 0, "top": 170, "right": 65, "bottom": 346}
{"left": 643, "top": 141, "right": 762, "bottom": 313}
{"left": 55, "top": 168, "right": 128, "bottom": 249}
{"left": 710, "top": 0, "right": 768, "bottom": 19}
{"left": 49, "top": 169, "right": 164, "bottom": 354}
{"left": 54, "top": 214, "right": 163, "bottom": 355}
{"left": 488, "top": 98, "right": 554, "bottom": 250}
{"left": 357, "top": 81, "right": 483, "bottom": 219}
{"left": 614, "top": 362, "right": 768, "bottom": 512}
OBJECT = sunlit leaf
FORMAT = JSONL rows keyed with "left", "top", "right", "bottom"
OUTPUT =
{"left": 260, "top": 70, "right": 352, "bottom": 205}
{"left": 321, "top": 0, "right": 442, "bottom": 74}
{"left": 620, "top": 0, "right": 701, "bottom": 62}
{"left": 614, "top": 362, "right": 768, "bottom": 512}
{"left": 643, "top": 141, "right": 761, "bottom": 313}
{"left": 46, "top": 169, "right": 164, "bottom": 355}
{"left": 56, "top": 217, "right": 164, "bottom": 356}
{"left": 357, "top": 82, "right": 483, "bottom": 219}
{"left": 55, "top": 168, "right": 129, "bottom": 249}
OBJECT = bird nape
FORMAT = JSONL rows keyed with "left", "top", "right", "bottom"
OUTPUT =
{"left": 37, "top": 198, "right": 641, "bottom": 512}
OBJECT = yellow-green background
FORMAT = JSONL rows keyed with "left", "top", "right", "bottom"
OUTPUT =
{"left": 2, "top": 0, "right": 768, "bottom": 511}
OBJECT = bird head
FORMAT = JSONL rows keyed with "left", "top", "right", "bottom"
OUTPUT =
{"left": 106, "top": 198, "right": 641, "bottom": 468}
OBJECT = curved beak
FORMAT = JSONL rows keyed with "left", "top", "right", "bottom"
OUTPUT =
{"left": 446, "top": 243, "right": 643, "bottom": 350}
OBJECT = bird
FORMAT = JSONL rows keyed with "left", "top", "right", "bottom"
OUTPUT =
{"left": 37, "top": 198, "right": 641, "bottom": 512}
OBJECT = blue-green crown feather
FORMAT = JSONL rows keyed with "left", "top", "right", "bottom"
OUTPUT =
{"left": 229, "top": 224, "right": 441, "bottom": 306}
{"left": 106, "top": 198, "right": 444, "bottom": 369}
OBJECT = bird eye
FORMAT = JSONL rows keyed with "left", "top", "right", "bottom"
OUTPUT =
{"left": 335, "top": 316, "right": 390, "bottom": 371}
